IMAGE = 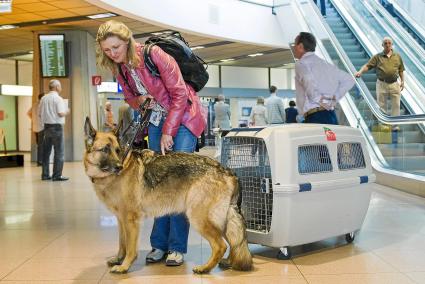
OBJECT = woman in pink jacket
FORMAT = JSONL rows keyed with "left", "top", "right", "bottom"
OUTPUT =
{"left": 96, "top": 20, "right": 206, "bottom": 266}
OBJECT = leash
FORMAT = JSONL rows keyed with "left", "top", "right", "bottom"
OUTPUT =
{"left": 119, "top": 98, "right": 152, "bottom": 164}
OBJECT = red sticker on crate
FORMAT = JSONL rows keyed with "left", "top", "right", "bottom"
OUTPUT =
{"left": 324, "top": 127, "right": 336, "bottom": 141}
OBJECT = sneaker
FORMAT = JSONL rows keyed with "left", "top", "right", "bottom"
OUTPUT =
{"left": 166, "top": 251, "right": 184, "bottom": 266}
{"left": 146, "top": 248, "right": 166, "bottom": 263}
{"left": 52, "top": 176, "right": 69, "bottom": 181}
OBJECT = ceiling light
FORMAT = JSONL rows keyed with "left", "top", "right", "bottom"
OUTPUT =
{"left": 191, "top": 46, "right": 205, "bottom": 50}
{"left": 0, "top": 0, "right": 12, "bottom": 13}
{"left": 0, "top": 84, "right": 32, "bottom": 96}
{"left": 220, "top": 58, "right": 235, "bottom": 62}
{"left": 87, "top": 13, "right": 117, "bottom": 19}
{"left": 0, "top": 24, "right": 18, "bottom": 30}
{"left": 248, "top": 53, "right": 264, "bottom": 57}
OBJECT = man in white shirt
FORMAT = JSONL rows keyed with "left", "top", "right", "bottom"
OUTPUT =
{"left": 39, "top": 79, "right": 70, "bottom": 181}
{"left": 265, "top": 85, "right": 285, "bottom": 124}
{"left": 294, "top": 32, "right": 355, "bottom": 124}
{"left": 27, "top": 93, "right": 44, "bottom": 166}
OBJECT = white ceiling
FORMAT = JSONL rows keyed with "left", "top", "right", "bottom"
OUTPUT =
{"left": 0, "top": 0, "right": 294, "bottom": 67}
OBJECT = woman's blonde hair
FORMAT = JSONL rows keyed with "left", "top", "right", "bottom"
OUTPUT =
{"left": 96, "top": 20, "right": 140, "bottom": 73}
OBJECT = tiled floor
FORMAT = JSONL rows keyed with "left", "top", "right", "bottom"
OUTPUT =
{"left": 0, "top": 149, "right": 424, "bottom": 283}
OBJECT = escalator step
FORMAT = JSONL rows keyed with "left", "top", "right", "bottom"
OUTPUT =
{"left": 328, "top": 22, "right": 346, "bottom": 28}
{"left": 343, "top": 46, "right": 363, "bottom": 52}
{"left": 334, "top": 34, "right": 353, "bottom": 39}
{"left": 351, "top": 58, "right": 367, "bottom": 66}
{"left": 365, "top": 82, "right": 376, "bottom": 89}
{"left": 345, "top": 51, "right": 365, "bottom": 58}
{"left": 338, "top": 38, "right": 357, "bottom": 45}
{"left": 362, "top": 73, "right": 377, "bottom": 81}
{"left": 331, "top": 26, "right": 349, "bottom": 32}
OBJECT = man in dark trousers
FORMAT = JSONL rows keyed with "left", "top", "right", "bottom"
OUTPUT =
{"left": 39, "top": 79, "right": 70, "bottom": 181}
{"left": 313, "top": 0, "right": 326, "bottom": 16}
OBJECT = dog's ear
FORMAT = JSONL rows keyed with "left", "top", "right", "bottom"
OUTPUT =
{"left": 84, "top": 117, "right": 96, "bottom": 148}
{"left": 113, "top": 119, "right": 123, "bottom": 138}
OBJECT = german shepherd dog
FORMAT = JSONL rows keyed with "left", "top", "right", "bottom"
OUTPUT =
{"left": 83, "top": 118, "right": 252, "bottom": 274}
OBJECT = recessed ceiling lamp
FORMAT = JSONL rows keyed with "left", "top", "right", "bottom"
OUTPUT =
{"left": 248, "top": 53, "right": 264, "bottom": 57}
{"left": 0, "top": 24, "right": 18, "bottom": 30}
{"left": 87, "top": 13, "right": 117, "bottom": 19}
{"left": 191, "top": 46, "right": 205, "bottom": 50}
{"left": 220, "top": 58, "right": 235, "bottom": 62}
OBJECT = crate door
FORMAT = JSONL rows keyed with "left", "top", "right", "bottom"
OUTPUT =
{"left": 221, "top": 136, "right": 273, "bottom": 233}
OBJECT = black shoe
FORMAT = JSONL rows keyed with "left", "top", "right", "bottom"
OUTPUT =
{"left": 52, "top": 176, "right": 69, "bottom": 181}
{"left": 41, "top": 176, "right": 52, "bottom": 180}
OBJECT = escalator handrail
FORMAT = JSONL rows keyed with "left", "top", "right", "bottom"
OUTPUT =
{"left": 387, "top": 0, "right": 425, "bottom": 46}
{"left": 372, "top": 0, "right": 425, "bottom": 59}
{"left": 293, "top": 0, "right": 425, "bottom": 178}
{"left": 366, "top": 0, "right": 425, "bottom": 80}
{"left": 360, "top": 0, "right": 425, "bottom": 114}
{"left": 326, "top": 0, "right": 425, "bottom": 124}
{"left": 293, "top": 0, "right": 391, "bottom": 167}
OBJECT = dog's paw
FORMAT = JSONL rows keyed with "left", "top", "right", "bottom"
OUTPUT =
{"left": 218, "top": 258, "right": 231, "bottom": 270}
{"left": 110, "top": 265, "right": 129, "bottom": 274}
{"left": 192, "top": 265, "right": 211, "bottom": 274}
{"left": 107, "top": 256, "right": 124, "bottom": 267}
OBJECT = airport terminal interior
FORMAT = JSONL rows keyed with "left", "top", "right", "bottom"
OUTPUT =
{"left": 1, "top": 0, "right": 425, "bottom": 283}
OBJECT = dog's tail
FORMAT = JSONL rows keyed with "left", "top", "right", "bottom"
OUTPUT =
{"left": 225, "top": 204, "right": 253, "bottom": 271}
{"left": 225, "top": 177, "right": 253, "bottom": 271}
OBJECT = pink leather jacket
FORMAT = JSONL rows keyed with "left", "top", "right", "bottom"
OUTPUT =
{"left": 116, "top": 43, "right": 206, "bottom": 137}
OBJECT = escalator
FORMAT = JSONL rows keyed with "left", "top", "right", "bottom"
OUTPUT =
{"left": 349, "top": 0, "right": 425, "bottom": 97}
{"left": 379, "top": 0, "right": 425, "bottom": 49}
{"left": 305, "top": 0, "right": 425, "bottom": 176}
{"left": 325, "top": 0, "right": 425, "bottom": 175}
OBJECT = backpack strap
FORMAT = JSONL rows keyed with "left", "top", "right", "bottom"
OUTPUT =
{"left": 143, "top": 44, "right": 160, "bottom": 77}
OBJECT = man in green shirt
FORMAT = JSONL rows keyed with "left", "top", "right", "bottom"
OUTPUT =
{"left": 355, "top": 37, "right": 405, "bottom": 130}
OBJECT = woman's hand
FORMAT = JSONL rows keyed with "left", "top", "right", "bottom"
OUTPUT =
{"left": 160, "top": 134, "right": 174, "bottom": 155}
{"left": 137, "top": 95, "right": 155, "bottom": 109}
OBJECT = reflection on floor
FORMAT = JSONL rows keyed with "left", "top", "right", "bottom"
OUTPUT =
{"left": 0, "top": 148, "right": 424, "bottom": 283}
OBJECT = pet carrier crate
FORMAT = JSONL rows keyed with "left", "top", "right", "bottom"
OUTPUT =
{"left": 220, "top": 124, "right": 374, "bottom": 259}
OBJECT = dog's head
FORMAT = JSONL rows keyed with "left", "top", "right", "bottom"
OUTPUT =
{"left": 84, "top": 117, "right": 123, "bottom": 178}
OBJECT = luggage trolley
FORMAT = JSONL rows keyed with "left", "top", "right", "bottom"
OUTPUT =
{"left": 220, "top": 124, "right": 374, "bottom": 259}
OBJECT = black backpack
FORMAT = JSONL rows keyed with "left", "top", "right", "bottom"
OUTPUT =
{"left": 143, "top": 32, "right": 209, "bottom": 92}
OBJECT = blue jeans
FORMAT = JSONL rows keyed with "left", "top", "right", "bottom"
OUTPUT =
{"left": 304, "top": 110, "right": 338, "bottom": 125}
{"left": 313, "top": 0, "right": 326, "bottom": 16}
{"left": 42, "top": 124, "right": 64, "bottom": 179}
{"left": 148, "top": 120, "right": 197, "bottom": 253}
